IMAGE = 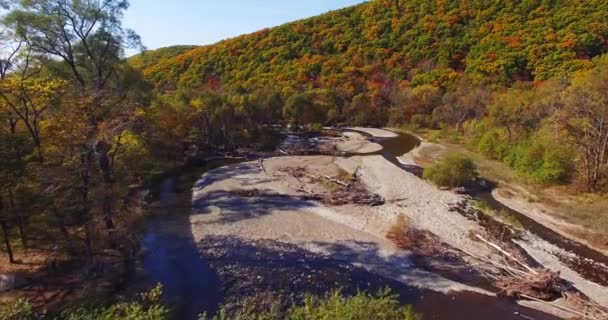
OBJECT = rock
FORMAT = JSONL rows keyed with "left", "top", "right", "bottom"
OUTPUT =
{"left": 0, "top": 273, "right": 28, "bottom": 292}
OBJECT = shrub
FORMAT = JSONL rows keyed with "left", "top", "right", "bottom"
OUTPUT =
{"left": 0, "top": 299, "right": 34, "bottom": 320}
{"left": 423, "top": 153, "right": 478, "bottom": 187}
{"left": 385, "top": 214, "right": 415, "bottom": 249}
{"left": 209, "top": 289, "right": 421, "bottom": 320}
{"left": 503, "top": 136, "right": 574, "bottom": 185}
{"left": 287, "top": 290, "right": 421, "bottom": 320}
{"left": 474, "top": 128, "right": 510, "bottom": 160}
{"left": 59, "top": 284, "right": 169, "bottom": 320}
{"left": 309, "top": 122, "right": 324, "bottom": 132}
{"left": 426, "top": 130, "right": 441, "bottom": 142}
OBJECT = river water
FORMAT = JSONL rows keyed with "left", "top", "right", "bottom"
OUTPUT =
{"left": 137, "top": 131, "right": 587, "bottom": 320}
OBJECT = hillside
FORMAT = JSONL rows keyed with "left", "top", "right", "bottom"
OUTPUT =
{"left": 129, "top": 45, "right": 199, "bottom": 70}
{"left": 137, "top": 0, "right": 608, "bottom": 91}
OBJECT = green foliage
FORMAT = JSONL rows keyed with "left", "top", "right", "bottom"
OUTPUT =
{"left": 423, "top": 153, "right": 478, "bottom": 187}
{"left": 59, "top": 284, "right": 169, "bottom": 320}
{"left": 283, "top": 93, "right": 325, "bottom": 126}
{"left": 129, "top": 46, "right": 199, "bottom": 70}
{"left": 137, "top": 0, "right": 607, "bottom": 94}
{"left": 469, "top": 120, "right": 575, "bottom": 186}
{"left": 0, "top": 299, "right": 34, "bottom": 320}
{"left": 503, "top": 135, "right": 574, "bottom": 185}
{"left": 473, "top": 200, "right": 523, "bottom": 230}
{"left": 207, "top": 289, "right": 421, "bottom": 320}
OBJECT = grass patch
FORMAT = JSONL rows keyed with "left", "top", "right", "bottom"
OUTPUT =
{"left": 473, "top": 200, "right": 524, "bottom": 230}
{"left": 210, "top": 289, "right": 421, "bottom": 320}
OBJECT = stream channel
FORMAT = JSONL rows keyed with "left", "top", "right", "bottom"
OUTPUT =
{"left": 137, "top": 130, "right": 605, "bottom": 320}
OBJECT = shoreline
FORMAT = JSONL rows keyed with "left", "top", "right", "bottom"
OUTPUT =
{"left": 189, "top": 128, "right": 608, "bottom": 318}
{"left": 391, "top": 127, "right": 608, "bottom": 258}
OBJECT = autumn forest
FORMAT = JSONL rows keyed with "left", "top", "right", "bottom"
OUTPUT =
{"left": 1, "top": 0, "right": 608, "bottom": 319}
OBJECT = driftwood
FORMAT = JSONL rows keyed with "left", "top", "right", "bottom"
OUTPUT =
{"left": 324, "top": 181, "right": 384, "bottom": 206}
{"left": 465, "top": 233, "right": 608, "bottom": 319}
{"left": 474, "top": 234, "right": 537, "bottom": 274}
{"left": 471, "top": 234, "right": 563, "bottom": 300}
{"left": 279, "top": 166, "right": 307, "bottom": 179}
{"left": 321, "top": 174, "right": 350, "bottom": 187}
{"left": 279, "top": 166, "right": 382, "bottom": 206}
{"left": 521, "top": 294, "right": 605, "bottom": 320}
{"left": 259, "top": 159, "right": 267, "bottom": 174}
{"left": 228, "top": 189, "right": 323, "bottom": 202}
{"left": 497, "top": 270, "right": 561, "bottom": 300}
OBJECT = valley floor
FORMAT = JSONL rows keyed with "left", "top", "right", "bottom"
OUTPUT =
{"left": 187, "top": 129, "right": 608, "bottom": 319}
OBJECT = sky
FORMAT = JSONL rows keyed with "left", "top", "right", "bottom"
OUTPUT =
{"left": 123, "top": 0, "right": 367, "bottom": 51}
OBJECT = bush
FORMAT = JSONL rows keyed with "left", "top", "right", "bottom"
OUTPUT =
{"left": 287, "top": 290, "right": 421, "bottom": 320}
{"left": 474, "top": 128, "right": 510, "bottom": 160}
{"left": 423, "top": 153, "right": 478, "bottom": 187}
{"left": 309, "top": 122, "right": 324, "bottom": 132}
{"left": 0, "top": 299, "right": 34, "bottom": 320}
{"left": 59, "top": 284, "right": 169, "bottom": 320}
{"left": 210, "top": 289, "right": 421, "bottom": 320}
{"left": 503, "top": 136, "right": 574, "bottom": 185}
{"left": 385, "top": 214, "right": 415, "bottom": 249}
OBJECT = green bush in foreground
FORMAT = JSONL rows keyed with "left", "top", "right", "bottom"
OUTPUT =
{"left": 209, "top": 289, "right": 421, "bottom": 320}
{"left": 2, "top": 287, "right": 420, "bottom": 320}
{"left": 0, "top": 285, "right": 169, "bottom": 320}
{"left": 423, "top": 153, "right": 478, "bottom": 188}
{"left": 0, "top": 299, "right": 34, "bottom": 320}
{"left": 58, "top": 285, "right": 168, "bottom": 320}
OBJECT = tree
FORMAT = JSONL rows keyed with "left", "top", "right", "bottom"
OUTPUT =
{"left": 487, "top": 85, "right": 534, "bottom": 141}
{"left": 6, "top": 0, "right": 146, "bottom": 257}
{"left": 0, "top": 72, "right": 66, "bottom": 162}
{"left": 0, "top": 196, "right": 15, "bottom": 263}
{"left": 561, "top": 65, "right": 608, "bottom": 190}
{"left": 389, "top": 84, "right": 442, "bottom": 126}
{"left": 283, "top": 93, "right": 318, "bottom": 128}
{"left": 0, "top": 22, "right": 30, "bottom": 254}
{"left": 433, "top": 75, "right": 490, "bottom": 133}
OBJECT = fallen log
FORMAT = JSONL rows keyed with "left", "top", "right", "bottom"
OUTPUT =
{"left": 324, "top": 181, "right": 384, "bottom": 206}
{"left": 474, "top": 234, "right": 537, "bottom": 274}
{"left": 259, "top": 159, "right": 267, "bottom": 174}
{"left": 321, "top": 174, "right": 350, "bottom": 187}
{"left": 520, "top": 294, "right": 602, "bottom": 320}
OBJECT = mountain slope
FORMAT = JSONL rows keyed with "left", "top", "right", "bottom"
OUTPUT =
{"left": 129, "top": 45, "right": 199, "bottom": 70}
{"left": 138, "top": 0, "right": 608, "bottom": 92}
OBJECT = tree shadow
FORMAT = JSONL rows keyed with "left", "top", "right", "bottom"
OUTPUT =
{"left": 192, "top": 189, "right": 317, "bottom": 225}
{"left": 198, "top": 235, "right": 560, "bottom": 320}
{"left": 138, "top": 159, "right": 561, "bottom": 320}
{"left": 193, "top": 162, "right": 262, "bottom": 191}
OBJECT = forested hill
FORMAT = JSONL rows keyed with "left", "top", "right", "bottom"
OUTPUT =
{"left": 128, "top": 45, "right": 199, "bottom": 70}
{"left": 136, "top": 0, "right": 608, "bottom": 91}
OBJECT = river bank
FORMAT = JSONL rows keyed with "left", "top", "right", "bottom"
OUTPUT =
{"left": 183, "top": 129, "right": 607, "bottom": 319}
{"left": 354, "top": 128, "right": 608, "bottom": 308}
{"left": 398, "top": 129, "right": 608, "bottom": 257}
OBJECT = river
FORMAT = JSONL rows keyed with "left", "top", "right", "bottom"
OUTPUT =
{"left": 137, "top": 130, "right": 596, "bottom": 320}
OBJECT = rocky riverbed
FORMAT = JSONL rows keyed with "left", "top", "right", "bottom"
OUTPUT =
{"left": 138, "top": 128, "right": 608, "bottom": 319}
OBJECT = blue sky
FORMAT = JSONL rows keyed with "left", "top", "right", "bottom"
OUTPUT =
{"left": 124, "top": 0, "right": 366, "bottom": 51}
